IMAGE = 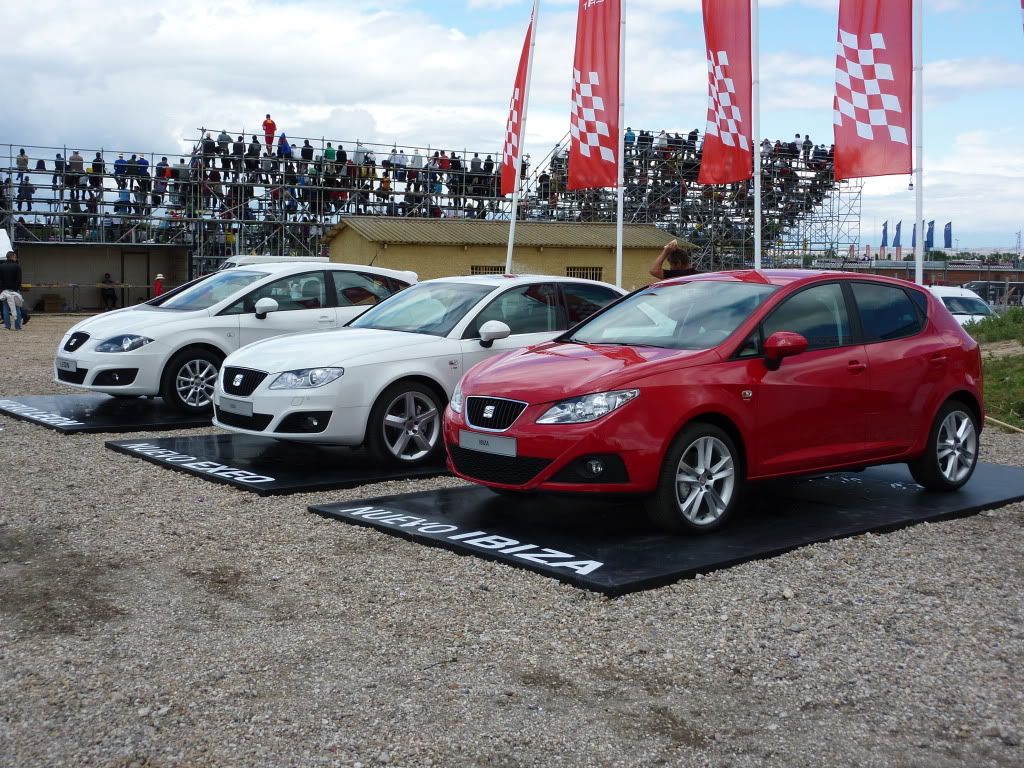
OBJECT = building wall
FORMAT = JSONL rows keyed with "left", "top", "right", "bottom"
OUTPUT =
{"left": 328, "top": 230, "right": 662, "bottom": 290}
{"left": 16, "top": 243, "right": 189, "bottom": 311}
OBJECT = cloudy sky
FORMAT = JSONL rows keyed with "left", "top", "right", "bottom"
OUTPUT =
{"left": 3, "top": 0, "right": 1020, "bottom": 248}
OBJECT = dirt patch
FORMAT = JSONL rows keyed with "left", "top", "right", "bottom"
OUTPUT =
{"left": 981, "top": 340, "right": 1024, "bottom": 359}
{"left": 0, "top": 526, "right": 127, "bottom": 635}
{"left": 182, "top": 564, "right": 246, "bottom": 599}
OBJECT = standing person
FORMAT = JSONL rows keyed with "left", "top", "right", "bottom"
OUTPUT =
{"left": 262, "top": 114, "right": 277, "bottom": 152}
{"left": 0, "top": 241, "right": 25, "bottom": 330}
{"left": 649, "top": 239, "right": 698, "bottom": 280}
{"left": 52, "top": 153, "right": 66, "bottom": 194}
{"left": 217, "top": 129, "right": 232, "bottom": 167}
{"left": 16, "top": 177, "right": 36, "bottom": 212}
{"left": 100, "top": 272, "right": 117, "bottom": 310}
{"left": 90, "top": 152, "right": 105, "bottom": 190}
{"left": 15, "top": 149, "right": 29, "bottom": 181}
{"left": 153, "top": 273, "right": 165, "bottom": 297}
{"left": 67, "top": 150, "right": 85, "bottom": 200}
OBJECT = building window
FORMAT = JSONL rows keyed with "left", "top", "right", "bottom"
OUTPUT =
{"left": 565, "top": 266, "right": 603, "bottom": 282}
{"left": 470, "top": 265, "right": 505, "bottom": 275}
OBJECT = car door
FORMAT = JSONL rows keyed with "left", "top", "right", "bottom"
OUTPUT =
{"left": 458, "top": 283, "right": 567, "bottom": 374}
{"left": 233, "top": 271, "right": 337, "bottom": 346}
{"left": 849, "top": 281, "right": 935, "bottom": 453}
{"left": 750, "top": 281, "right": 876, "bottom": 475}
{"left": 330, "top": 269, "right": 405, "bottom": 325}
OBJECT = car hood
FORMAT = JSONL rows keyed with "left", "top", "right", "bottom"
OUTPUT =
{"left": 461, "top": 341, "right": 716, "bottom": 403}
{"left": 224, "top": 327, "right": 449, "bottom": 372}
{"left": 66, "top": 305, "right": 207, "bottom": 338}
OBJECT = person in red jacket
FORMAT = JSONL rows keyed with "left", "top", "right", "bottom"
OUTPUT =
{"left": 262, "top": 114, "right": 277, "bottom": 151}
{"left": 153, "top": 273, "right": 165, "bottom": 297}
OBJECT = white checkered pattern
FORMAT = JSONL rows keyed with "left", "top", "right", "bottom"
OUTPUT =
{"left": 503, "top": 87, "right": 522, "bottom": 167}
{"left": 569, "top": 69, "right": 616, "bottom": 164}
{"left": 833, "top": 28, "right": 908, "bottom": 144}
{"left": 704, "top": 50, "right": 749, "bottom": 152}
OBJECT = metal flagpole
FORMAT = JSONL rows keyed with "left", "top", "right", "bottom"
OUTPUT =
{"left": 505, "top": 0, "right": 540, "bottom": 274}
{"left": 751, "top": 0, "right": 762, "bottom": 270}
{"left": 913, "top": 0, "right": 924, "bottom": 285}
{"left": 614, "top": 0, "right": 626, "bottom": 288}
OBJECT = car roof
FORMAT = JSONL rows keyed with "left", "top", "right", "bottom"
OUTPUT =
{"left": 417, "top": 274, "right": 625, "bottom": 292}
{"left": 928, "top": 285, "right": 985, "bottom": 300}
{"left": 662, "top": 269, "right": 928, "bottom": 291}
{"left": 225, "top": 261, "right": 417, "bottom": 283}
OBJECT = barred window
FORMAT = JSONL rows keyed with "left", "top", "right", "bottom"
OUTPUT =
{"left": 470, "top": 265, "right": 505, "bottom": 275}
{"left": 565, "top": 266, "right": 603, "bottom": 282}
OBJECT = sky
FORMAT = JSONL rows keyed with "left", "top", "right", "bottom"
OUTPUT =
{"left": 2, "top": 0, "right": 1020, "bottom": 249}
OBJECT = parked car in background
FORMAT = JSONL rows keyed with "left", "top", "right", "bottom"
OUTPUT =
{"left": 927, "top": 286, "right": 994, "bottom": 326}
{"left": 55, "top": 262, "right": 416, "bottom": 413}
{"left": 212, "top": 275, "right": 625, "bottom": 465}
{"left": 446, "top": 271, "right": 984, "bottom": 533}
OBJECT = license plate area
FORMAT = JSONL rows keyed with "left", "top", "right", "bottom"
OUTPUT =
{"left": 459, "top": 429, "right": 517, "bottom": 457}
{"left": 56, "top": 358, "right": 77, "bottom": 372}
{"left": 218, "top": 396, "right": 253, "bottom": 418}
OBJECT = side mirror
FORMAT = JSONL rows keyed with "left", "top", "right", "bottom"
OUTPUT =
{"left": 478, "top": 320, "right": 511, "bottom": 348}
{"left": 254, "top": 297, "right": 279, "bottom": 320}
{"left": 763, "top": 331, "right": 808, "bottom": 370}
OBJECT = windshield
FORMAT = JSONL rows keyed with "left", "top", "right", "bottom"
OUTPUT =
{"left": 349, "top": 281, "right": 494, "bottom": 336}
{"left": 567, "top": 280, "right": 778, "bottom": 350}
{"left": 159, "top": 270, "right": 267, "bottom": 311}
{"left": 941, "top": 296, "right": 991, "bottom": 316}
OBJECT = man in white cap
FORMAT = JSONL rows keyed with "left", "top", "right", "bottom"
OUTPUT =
{"left": 153, "top": 273, "right": 165, "bottom": 297}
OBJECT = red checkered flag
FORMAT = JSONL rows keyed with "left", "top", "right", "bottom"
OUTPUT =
{"left": 698, "top": 0, "right": 753, "bottom": 185}
{"left": 568, "top": 0, "right": 621, "bottom": 190}
{"left": 501, "top": 5, "right": 537, "bottom": 197}
{"left": 833, "top": 0, "right": 912, "bottom": 180}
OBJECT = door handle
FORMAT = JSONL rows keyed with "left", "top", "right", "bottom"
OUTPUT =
{"left": 928, "top": 354, "right": 948, "bottom": 366}
{"left": 318, "top": 315, "right": 332, "bottom": 323}
{"left": 847, "top": 361, "right": 867, "bottom": 373}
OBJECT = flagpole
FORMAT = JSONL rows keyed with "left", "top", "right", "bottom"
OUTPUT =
{"left": 614, "top": 0, "right": 626, "bottom": 288}
{"left": 913, "top": 0, "right": 923, "bottom": 284}
{"left": 751, "top": 0, "right": 762, "bottom": 270}
{"left": 506, "top": 0, "right": 540, "bottom": 274}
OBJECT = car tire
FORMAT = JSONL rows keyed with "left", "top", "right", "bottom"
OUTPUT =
{"left": 907, "top": 399, "right": 979, "bottom": 491}
{"left": 160, "top": 348, "right": 222, "bottom": 414}
{"left": 646, "top": 422, "right": 743, "bottom": 534}
{"left": 366, "top": 382, "right": 444, "bottom": 466}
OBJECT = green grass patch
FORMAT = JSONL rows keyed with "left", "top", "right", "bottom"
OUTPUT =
{"left": 967, "top": 307, "right": 1024, "bottom": 344}
{"left": 983, "top": 354, "right": 1024, "bottom": 429}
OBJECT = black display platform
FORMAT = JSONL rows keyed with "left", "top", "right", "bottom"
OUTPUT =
{"left": 106, "top": 434, "right": 448, "bottom": 495}
{"left": 310, "top": 462, "right": 1024, "bottom": 596}
{"left": 0, "top": 394, "right": 209, "bottom": 433}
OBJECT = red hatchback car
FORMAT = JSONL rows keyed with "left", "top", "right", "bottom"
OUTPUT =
{"left": 444, "top": 270, "right": 983, "bottom": 533}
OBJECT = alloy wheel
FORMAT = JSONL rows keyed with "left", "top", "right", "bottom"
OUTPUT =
{"left": 936, "top": 409, "right": 977, "bottom": 484}
{"left": 381, "top": 390, "right": 440, "bottom": 462}
{"left": 175, "top": 359, "right": 218, "bottom": 409}
{"left": 674, "top": 435, "right": 736, "bottom": 526}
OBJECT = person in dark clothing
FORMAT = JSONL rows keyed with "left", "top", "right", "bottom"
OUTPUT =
{"left": 100, "top": 272, "right": 117, "bottom": 310}
{"left": 0, "top": 247, "right": 25, "bottom": 329}
{"left": 649, "top": 239, "right": 698, "bottom": 280}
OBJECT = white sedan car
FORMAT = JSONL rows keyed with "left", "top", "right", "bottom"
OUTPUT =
{"left": 54, "top": 261, "right": 416, "bottom": 413}
{"left": 927, "top": 286, "right": 994, "bottom": 326}
{"left": 212, "top": 275, "right": 625, "bottom": 465}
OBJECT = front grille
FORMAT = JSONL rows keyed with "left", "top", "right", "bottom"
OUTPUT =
{"left": 448, "top": 445, "right": 550, "bottom": 485}
{"left": 63, "top": 332, "right": 90, "bottom": 352}
{"left": 214, "top": 406, "right": 273, "bottom": 431}
{"left": 57, "top": 367, "right": 88, "bottom": 384}
{"left": 466, "top": 396, "right": 527, "bottom": 431}
{"left": 222, "top": 367, "right": 268, "bottom": 397}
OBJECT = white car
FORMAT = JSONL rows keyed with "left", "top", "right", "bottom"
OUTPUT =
{"left": 54, "top": 261, "right": 417, "bottom": 413}
{"left": 927, "top": 286, "right": 994, "bottom": 326}
{"left": 212, "top": 275, "right": 626, "bottom": 464}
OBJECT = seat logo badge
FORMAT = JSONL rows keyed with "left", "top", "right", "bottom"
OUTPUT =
{"left": 233, "top": 374, "right": 244, "bottom": 387}
{"left": 483, "top": 405, "right": 496, "bottom": 419}
{"left": 741, "top": 389, "right": 753, "bottom": 401}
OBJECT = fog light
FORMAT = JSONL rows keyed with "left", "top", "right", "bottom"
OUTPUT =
{"left": 111, "top": 373, "right": 120, "bottom": 382}
{"left": 585, "top": 459, "right": 604, "bottom": 476}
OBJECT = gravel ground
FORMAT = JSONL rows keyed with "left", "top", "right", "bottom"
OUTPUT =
{"left": 0, "top": 315, "right": 1021, "bottom": 768}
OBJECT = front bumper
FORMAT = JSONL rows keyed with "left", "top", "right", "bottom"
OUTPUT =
{"left": 443, "top": 402, "right": 664, "bottom": 494}
{"left": 53, "top": 346, "right": 165, "bottom": 395}
{"left": 212, "top": 385, "right": 371, "bottom": 446}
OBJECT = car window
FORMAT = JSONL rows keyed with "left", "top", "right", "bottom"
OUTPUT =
{"left": 350, "top": 281, "right": 493, "bottom": 336}
{"left": 762, "top": 283, "right": 851, "bottom": 350}
{"left": 160, "top": 270, "right": 265, "bottom": 311}
{"left": 466, "top": 283, "right": 565, "bottom": 337}
{"left": 561, "top": 283, "right": 622, "bottom": 325}
{"left": 851, "top": 282, "right": 923, "bottom": 342}
{"left": 940, "top": 296, "right": 991, "bottom": 316}
{"left": 221, "top": 271, "right": 328, "bottom": 315}
{"left": 332, "top": 271, "right": 394, "bottom": 307}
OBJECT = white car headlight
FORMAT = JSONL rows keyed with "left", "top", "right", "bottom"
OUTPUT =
{"left": 269, "top": 367, "right": 344, "bottom": 390}
{"left": 95, "top": 335, "right": 154, "bottom": 353}
{"left": 536, "top": 389, "right": 639, "bottom": 424}
{"left": 450, "top": 380, "right": 464, "bottom": 414}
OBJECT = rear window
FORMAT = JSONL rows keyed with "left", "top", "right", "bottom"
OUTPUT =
{"left": 851, "top": 282, "right": 923, "bottom": 342}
